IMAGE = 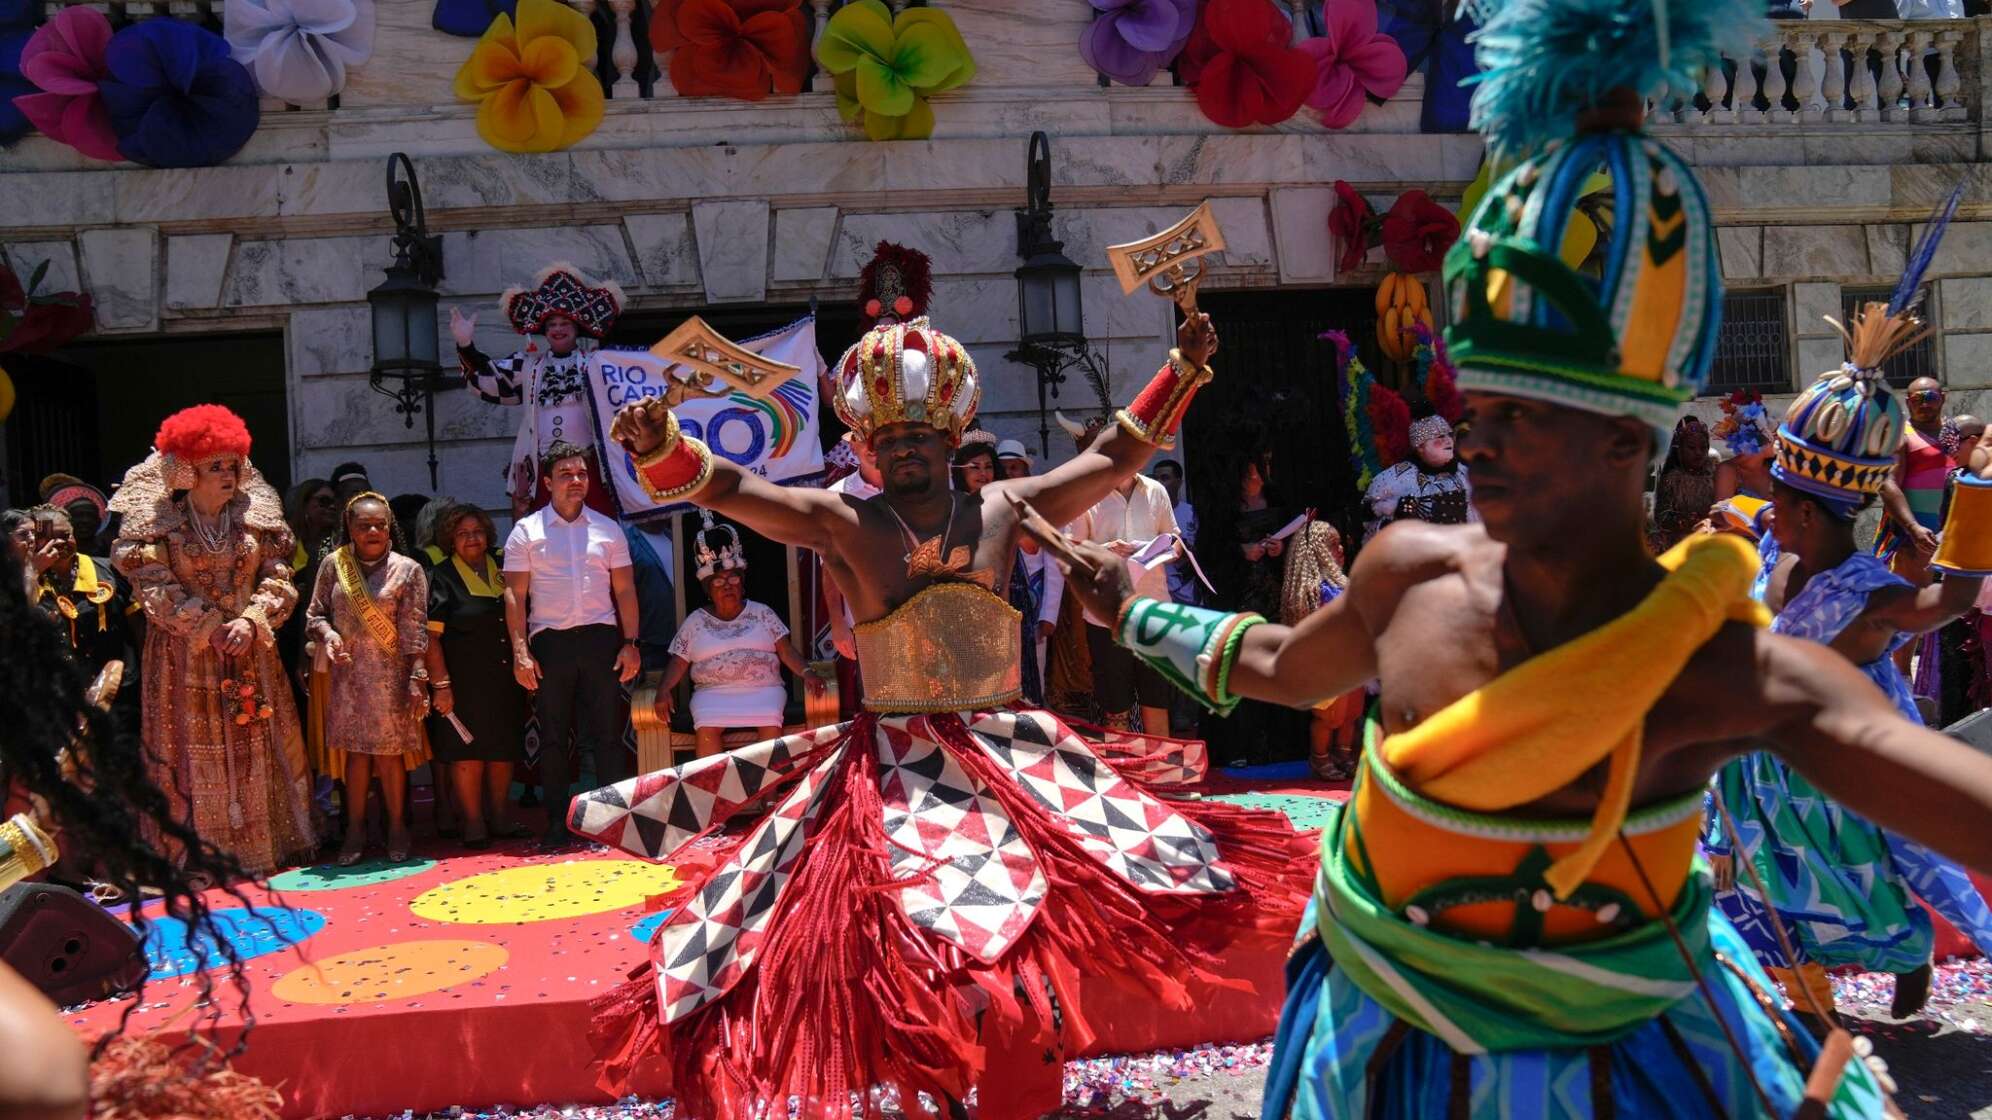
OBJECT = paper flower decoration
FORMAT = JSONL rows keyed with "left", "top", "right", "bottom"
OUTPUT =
{"left": 1178, "top": 0, "right": 1311, "bottom": 129}
{"left": 1380, "top": 190, "right": 1457, "bottom": 274}
{"left": 452, "top": 0, "right": 604, "bottom": 153}
{"left": 100, "top": 20, "right": 260, "bottom": 168}
{"left": 816, "top": 0, "right": 973, "bottom": 142}
{"left": 1079, "top": 0, "right": 1194, "bottom": 87}
{"left": 651, "top": 0, "right": 807, "bottom": 100}
{"left": 224, "top": 0, "right": 375, "bottom": 104}
{"left": 433, "top": 0, "right": 514, "bottom": 37}
{"left": 0, "top": 0, "right": 34, "bottom": 146}
{"left": 14, "top": 7, "right": 120, "bottom": 160}
{"left": 1327, "top": 180, "right": 1377, "bottom": 274}
{"left": 0, "top": 260, "right": 94, "bottom": 355}
{"left": 1299, "top": 0, "right": 1406, "bottom": 129}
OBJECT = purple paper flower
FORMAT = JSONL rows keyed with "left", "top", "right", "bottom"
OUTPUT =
{"left": 1079, "top": 0, "right": 1195, "bottom": 87}
{"left": 99, "top": 19, "right": 260, "bottom": 168}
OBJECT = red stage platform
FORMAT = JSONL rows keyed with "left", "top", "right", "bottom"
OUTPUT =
{"left": 64, "top": 780, "right": 1349, "bottom": 1120}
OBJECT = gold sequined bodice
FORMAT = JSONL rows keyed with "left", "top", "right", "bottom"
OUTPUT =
{"left": 853, "top": 582, "right": 1022, "bottom": 713}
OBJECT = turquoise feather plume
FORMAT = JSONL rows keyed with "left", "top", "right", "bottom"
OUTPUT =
{"left": 1462, "top": 0, "right": 1766, "bottom": 155}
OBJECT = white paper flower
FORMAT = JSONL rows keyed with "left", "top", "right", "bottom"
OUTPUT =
{"left": 223, "top": 0, "right": 373, "bottom": 103}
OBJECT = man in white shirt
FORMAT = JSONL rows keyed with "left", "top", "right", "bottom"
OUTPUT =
{"left": 503, "top": 441, "right": 644, "bottom": 848}
{"left": 1072, "top": 469, "right": 1178, "bottom": 735}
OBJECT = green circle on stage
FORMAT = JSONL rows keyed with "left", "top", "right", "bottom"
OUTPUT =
{"left": 1209, "top": 792, "right": 1342, "bottom": 832}
{"left": 268, "top": 858, "right": 438, "bottom": 891}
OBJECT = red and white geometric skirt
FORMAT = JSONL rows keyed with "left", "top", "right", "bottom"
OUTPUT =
{"left": 568, "top": 707, "right": 1312, "bottom": 1119}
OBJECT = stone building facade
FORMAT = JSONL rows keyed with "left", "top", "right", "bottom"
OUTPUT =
{"left": 1, "top": 4, "right": 1989, "bottom": 512}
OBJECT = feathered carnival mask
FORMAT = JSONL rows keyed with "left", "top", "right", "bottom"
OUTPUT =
{"left": 154, "top": 404, "right": 253, "bottom": 491}
{"left": 831, "top": 242, "right": 979, "bottom": 446}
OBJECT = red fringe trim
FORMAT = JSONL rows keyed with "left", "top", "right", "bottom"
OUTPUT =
{"left": 589, "top": 712, "right": 1314, "bottom": 1119}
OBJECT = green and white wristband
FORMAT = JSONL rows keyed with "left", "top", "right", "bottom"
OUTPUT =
{"left": 1115, "top": 597, "right": 1265, "bottom": 717}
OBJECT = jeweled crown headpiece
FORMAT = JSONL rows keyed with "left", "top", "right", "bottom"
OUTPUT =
{"left": 1444, "top": 0, "right": 1762, "bottom": 439}
{"left": 500, "top": 262, "right": 625, "bottom": 340}
{"left": 693, "top": 511, "right": 746, "bottom": 581}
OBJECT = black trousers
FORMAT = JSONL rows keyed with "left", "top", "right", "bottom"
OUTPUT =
{"left": 1085, "top": 623, "right": 1171, "bottom": 715}
{"left": 529, "top": 624, "right": 631, "bottom": 825}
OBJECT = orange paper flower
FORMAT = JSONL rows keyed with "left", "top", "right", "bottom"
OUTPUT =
{"left": 453, "top": 0, "right": 604, "bottom": 152}
{"left": 651, "top": 0, "right": 807, "bottom": 100}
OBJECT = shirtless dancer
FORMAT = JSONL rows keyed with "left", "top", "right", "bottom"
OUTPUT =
{"left": 573, "top": 265, "right": 1311, "bottom": 1119}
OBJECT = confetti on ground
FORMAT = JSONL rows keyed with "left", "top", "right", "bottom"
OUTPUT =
{"left": 1830, "top": 955, "right": 1992, "bottom": 1034}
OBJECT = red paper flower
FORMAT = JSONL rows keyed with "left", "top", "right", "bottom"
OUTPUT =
{"left": 0, "top": 264, "right": 93, "bottom": 355}
{"left": 1327, "top": 179, "right": 1377, "bottom": 274}
{"left": 651, "top": 0, "right": 806, "bottom": 100}
{"left": 1178, "top": 0, "right": 1312, "bottom": 129}
{"left": 1299, "top": 0, "right": 1406, "bottom": 129}
{"left": 1380, "top": 189, "right": 1459, "bottom": 274}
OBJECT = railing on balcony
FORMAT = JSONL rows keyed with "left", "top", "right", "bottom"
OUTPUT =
{"left": 26, "top": 2, "right": 1988, "bottom": 124}
{"left": 1651, "top": 18, "right": 1975, "bottom": 125}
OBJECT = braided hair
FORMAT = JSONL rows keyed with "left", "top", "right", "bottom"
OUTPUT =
{"left": 0, "top": 546, "right": 257, "bottom": 1049}
{"left": 1280, "top": 520, "right": 1348, "bottom": 628}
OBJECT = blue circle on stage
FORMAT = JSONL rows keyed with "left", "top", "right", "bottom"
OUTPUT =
{"left": 143, "top": 906, "right": 328, "bottom": 979}
{"left": 629, "top": 910, "right": 675, "bottom": 943}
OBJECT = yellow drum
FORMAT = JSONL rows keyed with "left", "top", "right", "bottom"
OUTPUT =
{"left": 1932, "top": 473, "right": 1992, "bottom": 576}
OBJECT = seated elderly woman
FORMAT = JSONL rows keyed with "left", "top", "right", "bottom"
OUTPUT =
{"left": 652, "top": 515, "right": 819, "bottom": 758}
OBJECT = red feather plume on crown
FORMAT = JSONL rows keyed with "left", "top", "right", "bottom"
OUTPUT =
{"left": 1368, "top": 384, "right": 1410, "bottom": 468}
{"left": 858, "top": 241, "right": 933, "bottom": 327}
{"left": 155, "top": 404, "right": 252, "bottom": 462}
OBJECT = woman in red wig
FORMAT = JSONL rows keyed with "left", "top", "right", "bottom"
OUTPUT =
{"left": 109, "top": 405, "right": 317, "bottom": 876}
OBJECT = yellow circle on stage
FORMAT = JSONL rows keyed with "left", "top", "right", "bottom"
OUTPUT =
{"left": 269, "top": 939, "right": 507, "bottom": 1005}
{"left": 407, "top": 860, "right": 684, "bottom": 924}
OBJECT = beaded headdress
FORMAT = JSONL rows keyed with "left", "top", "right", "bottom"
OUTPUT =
{"left": 1407, "top": 415, "right": 1452, "bottom": 448}
{"left": 693, "top": 511, "right": 746, "bottom": 581}
{"left": 1443, "top": 0, "right": 1761, "bottom": 439}
{"left": 1773, "top": 179, "right": 1964, "bottom": 514}
{"left": 500, "top": 262, "right": 625, "bottom": 340}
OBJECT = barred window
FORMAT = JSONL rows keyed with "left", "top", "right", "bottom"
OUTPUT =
{"left": 1707, "top": 288, "right": 1792, "bottom": 396}
{"left": 1841, "top": 285, "right": 1938, "bottom": 389}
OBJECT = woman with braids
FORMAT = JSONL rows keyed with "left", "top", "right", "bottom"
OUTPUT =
{"left": 307, "top": 494, "right": 431, "bottom": 865}
{"left": 0, "top": 542, "right": 277, "bottom": 1117}
{"left": 110, "top": 405, "right": 317, "bottom": 876}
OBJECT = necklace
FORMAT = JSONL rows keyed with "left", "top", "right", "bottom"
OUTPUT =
{"left": 882, "top": 493, "right": 957, "bottom": 566}
{"left": 188, "top": 502, "right": 233, "bottom": 555}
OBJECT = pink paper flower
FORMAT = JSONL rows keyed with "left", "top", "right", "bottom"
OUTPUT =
{"left": 1299, "top": 0, "right": 1405, "bottom": 130}
{"left": 13, "top": 6, "right": 119, "bottom": 161}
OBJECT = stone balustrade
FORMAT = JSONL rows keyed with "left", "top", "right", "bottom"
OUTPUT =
{"left": 1650, "top": 18, "right": 1976, "bottom": 126}
{"left": 17, "top": 3, "right": 1990, "bottom": 141}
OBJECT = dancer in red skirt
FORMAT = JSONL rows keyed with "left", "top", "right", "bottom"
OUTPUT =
{"left": 571, "top": 245, "right": 1312, "bottom": 1118}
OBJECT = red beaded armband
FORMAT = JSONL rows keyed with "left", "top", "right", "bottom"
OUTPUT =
{"left": 1116, "top": 349, "right": 1212, "bottom": 450}
{"left": 631, "top": 412, "right": 715, "bottom": 502}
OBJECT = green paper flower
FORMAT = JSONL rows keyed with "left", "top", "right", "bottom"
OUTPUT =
{"left": 816, "top": 0, "right": 972, "bottom": 141}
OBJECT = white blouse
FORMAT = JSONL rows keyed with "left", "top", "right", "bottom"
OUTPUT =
{"left": 669, "top": 602, "right": 788, "bottom": 691}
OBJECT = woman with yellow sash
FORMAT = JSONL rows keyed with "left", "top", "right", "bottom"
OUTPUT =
{"left": 1033, "top": 2, "right": 1992, "bottom": 1115}
{"left": 306, "top": 493, "right": 431, "bottom": 865}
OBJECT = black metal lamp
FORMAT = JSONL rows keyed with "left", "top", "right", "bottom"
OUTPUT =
{"left": 367, "top": 152, "right": 452, "bottom": 487}
{"left": 1007, "top": 132, "right": 1111, "bottom": 457}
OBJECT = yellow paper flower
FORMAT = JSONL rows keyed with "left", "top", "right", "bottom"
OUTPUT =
{"left": 453, "top": 0, "right": 604, "bottom": 153}
{"left": 817, "top": 0, "right": 972, "bottom": 141}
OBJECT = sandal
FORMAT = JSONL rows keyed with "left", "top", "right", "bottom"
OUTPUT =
{"left": 491, "top": 821, "right": 535, "bottom": 841}
{"left": 462, "top": 823, "right": 491, "bottom": 851}
{"left": 387, "top": 828, "right": 413, "bottom": 864}
{"left": 336, "top": 834, "right": 366, "bottom": 867}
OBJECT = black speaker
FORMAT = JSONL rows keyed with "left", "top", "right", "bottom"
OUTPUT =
{"left": 1945, "top": 708, "right": 1992, "bottom": 759}
{"left": 0, "top": 883, "right": 145, "bottom": 1005}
